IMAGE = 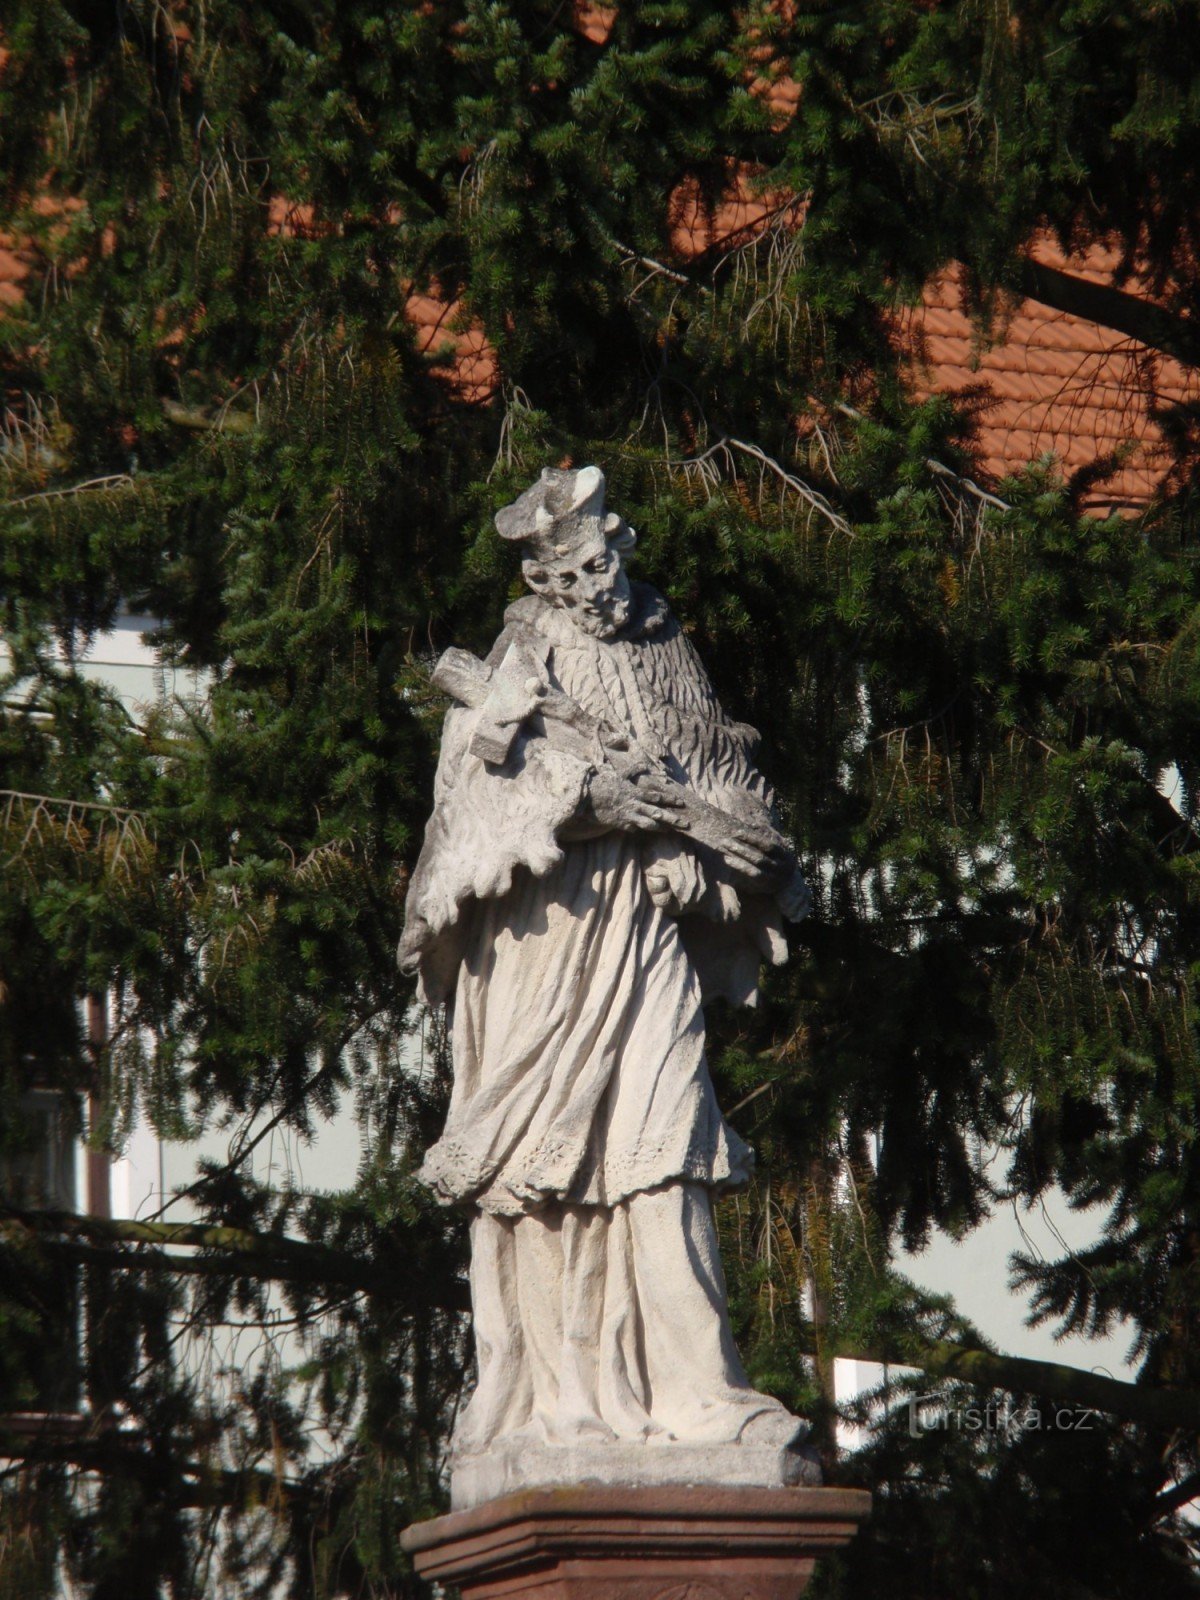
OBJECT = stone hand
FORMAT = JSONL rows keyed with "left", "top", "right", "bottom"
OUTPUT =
{"left": 778, "top": 862, "right": 813, "bottom": 922}
{"left": 644, "top": 838, "right": 707, "bottom": 915}
{"left": 579, "top": 766, "right": 691, "bottom": 836}
{"left": 731, "top": 844, "right": 812, "bottom": 920}
{"left": 466, "top": 660, "right": 550, "bottom": 766}
{"left": 711, "top": 822, "right": 796, "bottom": 888}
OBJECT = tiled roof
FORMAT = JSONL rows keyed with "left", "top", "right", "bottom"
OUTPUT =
{"left": 675, "top": 181, "right": 1197, "bottom": 514}
{"left": 0, "top": 238, "right": 26, "bottom": 309}
{"left": 4, "top": 192, "right": 1195, "bottom": 511}
{"left": 897, "top": 236, "right": 1200, "bottom": 514}
{"left": 405, "top": 290, "right": 495, "bottom": 404}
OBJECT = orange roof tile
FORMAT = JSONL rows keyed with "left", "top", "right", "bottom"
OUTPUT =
{"left": 900, "top": 240, "right": 1200, "bottom": 513}
{"left": 678, "top": 176, "right": 1196, "bottom": 512}
{"left": 0, "top": 239, "right": 27, "bottom": 308}
{"left": 3, "top": 161, "right": 1195, "bottom": 510}
{"left": 405, "top": 290, "right": 495, "bottom": 403}
{"left": 574, "top": 2, "right": 616, "bottom": 44}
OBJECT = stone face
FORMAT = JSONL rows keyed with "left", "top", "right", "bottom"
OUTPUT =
{"left": 401, "top": 1485, "right": 872, "bottom": 1600}
{"left": 399, "top": 467, "right": 815, "bottom": 1494}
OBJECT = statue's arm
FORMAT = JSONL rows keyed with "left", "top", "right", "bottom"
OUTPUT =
{"left": 558, "top": 764, "right": 690, "bottom": 841}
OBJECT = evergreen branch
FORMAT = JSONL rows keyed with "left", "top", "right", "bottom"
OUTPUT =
{"left": 21, "top": 1232, "right": 298, "bottom": 1286}
{"left": 160, "top": 398, "right": 256, "bottom": 435}
{"left": 1, "top": 1209, "right": 471, "bottom": 1309}
{"left": 1, "top": 1208, "right": 372, "bottom": 1285}
{"left": 824, "top": 398, "right": 1013, "bottom": 511}
{"left": 1154, "top": 1469, "right": 1200, "bottom": 1520}
{"left": 136, "top": 1032, "right": 379, "bottom": 1228}
{"left": 0, "top": 1425, "right": 314, "bottom": 1510}
{"left": 816, "top": 1323, "right": 1200, "bottom": 1434}
{"left": 1015, "top": 258, "right": 1200, "bottom": 370}
{"left": 841, "top": 70, "right": 1200, "bottom": 367}
{"left": 19, "top": 1214, "right": 1189, "bottom": 1433}
{"left": 671, "top": 435, "right": 852, "bottom": 536}
{"left": 997, "top": 735, "right": 1200, "bottom": 857}
{"left": 7, "top": 474, "right": 135, "bottom": 506}
{"left": 1146, "top": 783, "right": 1200, "bottom": 857}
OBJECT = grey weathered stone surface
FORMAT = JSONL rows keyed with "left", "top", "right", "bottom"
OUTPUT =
{"left": 399, "top": 467, "right": 813, "bottom": 1499}
{"left": 450, "top": 1438, "right": 823, "bottom": 1512}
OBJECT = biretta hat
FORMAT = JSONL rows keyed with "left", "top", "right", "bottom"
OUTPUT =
{"left": 494, "top": 466, "right": 629, "bottom": 564}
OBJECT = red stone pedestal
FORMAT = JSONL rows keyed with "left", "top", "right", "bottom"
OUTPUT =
{"left": 401, "top": 1485, "right": 872, "bottom": 1600}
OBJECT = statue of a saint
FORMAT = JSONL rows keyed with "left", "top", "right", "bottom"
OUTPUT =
{"left": 399, "top": 467, "right": 816, "bottom": 1504}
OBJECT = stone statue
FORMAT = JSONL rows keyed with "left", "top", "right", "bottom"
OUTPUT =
{"left": 399, "top": 466, "right": 818, "bottom": 1507}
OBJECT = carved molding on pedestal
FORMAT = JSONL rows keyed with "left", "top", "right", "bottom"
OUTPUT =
{"left": 401, "top": 1485, "right": 872, "bottom": 1600}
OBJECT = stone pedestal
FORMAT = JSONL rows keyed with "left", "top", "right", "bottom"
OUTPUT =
{"left": 450, "top": 1439, "right": 821, "bottom": 1511}
{"left": 401, "top": 1485, "right": 872, "bottom": 1600}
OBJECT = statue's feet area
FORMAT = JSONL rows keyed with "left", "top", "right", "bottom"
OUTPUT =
{"left": 449, "top": 1430, "right": 822, "bottom": 1511}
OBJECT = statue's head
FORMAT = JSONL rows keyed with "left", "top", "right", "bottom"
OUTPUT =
{"left": 495, "top": 466, "right": 635, "bottom": 638}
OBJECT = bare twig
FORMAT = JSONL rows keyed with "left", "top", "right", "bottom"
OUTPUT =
{"left": 1, "top": 790, "right": 155, "bottom": 882}
{"left": 8, "top": 474, "right": 134, "bottom": 506}
{"left": 490, "top": 385, "right": 537, "bottom": 479}
{"left": 823, "top": 396, "right": 1013, "bottom": 512}
{"left": 160, "top": 398, "right": 255, "bottom": 435}
{"left": 603, "top": 231, "right": 701, "bottom": 292}
{"left": 0, "top": 789, "right": 141, "bottom": 817}
{"left": 670, "top": 434, "right": 852, "bottom": 537}
{"left": 924, "top": 455, "right": 1011, "bottom": 511}
{"left": 855, "top": 90, "right": 984, "bottom": 169}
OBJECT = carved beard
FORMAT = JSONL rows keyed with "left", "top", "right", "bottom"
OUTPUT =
{"left": 571, "top": 588, "right": 632, "bottom": 639}
{"left": 564, "top": 566, "right": 632, "bottom": 639}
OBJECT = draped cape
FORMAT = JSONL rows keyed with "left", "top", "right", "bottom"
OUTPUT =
{"left": 398, "top": 584, "right": 793, "bottom": 1217}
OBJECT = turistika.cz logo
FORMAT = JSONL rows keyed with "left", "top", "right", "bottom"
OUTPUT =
{"left": 907, "top": 1394, "right": 1098, "bottom": 1439}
